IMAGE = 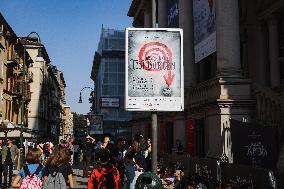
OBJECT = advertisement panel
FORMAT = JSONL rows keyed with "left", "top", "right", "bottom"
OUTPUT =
{"left": 125, "top": 28, "right": 184, "bottom": 111}
{"left": 88, "top": 114, "right": 103, "bottom": 134}
{"left": 230, "top": 119, "right": 278, "bottom": 171}
{"left": 100, "top": 97, "right": 120, "bottom": 108}
{"left": 193, "top": 0, "right": 216, "bottom": 63}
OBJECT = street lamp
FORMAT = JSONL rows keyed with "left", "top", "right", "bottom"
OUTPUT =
{"left": 78, "top": 86, "right": 95, "bottom": 112}
{"left": 21, "top": 32, "right": 44, "bottom": 157}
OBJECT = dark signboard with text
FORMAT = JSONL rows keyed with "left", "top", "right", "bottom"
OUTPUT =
{"left": 230, "top": 119, "right": 278, "bottom": 171}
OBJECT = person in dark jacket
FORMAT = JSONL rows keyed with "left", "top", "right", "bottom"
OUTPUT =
{"left": 2, "top": 139, "right": 18, "bottom": 188}
{"left": 277, "top": 144, "right": 284, "bottom": 189}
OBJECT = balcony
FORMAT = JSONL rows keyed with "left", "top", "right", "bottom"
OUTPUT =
{"left": 6, "top": 54, "right": 20, "bottom": 68}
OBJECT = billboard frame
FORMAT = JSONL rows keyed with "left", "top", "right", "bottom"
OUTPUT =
{"left": 125, "top": 28, "right": 184, "bottom": 112}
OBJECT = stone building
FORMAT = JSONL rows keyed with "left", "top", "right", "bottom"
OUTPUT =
{"left": 63, "top": 105, "right": 74, "bottom": 140}
{"left": 0, "top": 13, "right": 69, "bottom": 142}
{"left": 0, "top": 13, "right": 33, "bottom": 138}
{"left": 20, "top": 36, "right": 51, "bottom": 138}
{"left": 127, "top": 0, "right": 284, "bottom": 163}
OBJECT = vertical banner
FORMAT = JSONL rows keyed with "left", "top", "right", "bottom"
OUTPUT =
{"left": 88, "top": 114, "right": 103, "bottom": 135}
{"left": 185, "top": 119, "right": 195, "bottom": 156}
{"left": 193, "top": 0, "right": 216, "bottom": 63}
{"left": 125, "top": 28, "right": 184, "bottom": 111}
{"left": 167, "top": 0, "right": 179, "bottom": 27}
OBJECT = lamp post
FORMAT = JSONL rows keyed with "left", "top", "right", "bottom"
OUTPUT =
{"left": 78, "top": 86, "right": 95, "bottom": 112}
{"left": 21, "top": 32, "right": 44, "bottom": 160}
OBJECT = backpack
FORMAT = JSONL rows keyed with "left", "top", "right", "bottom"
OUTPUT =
{"left": 20, "top": 164, "right": 43, "bottom": 189}
{"left": 88, "top": 165, "right": 119, "bottom": 189}
{"left": 43, "top": 168, "right": 67, "bottom": 189}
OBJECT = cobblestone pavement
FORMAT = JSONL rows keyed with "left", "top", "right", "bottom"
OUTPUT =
{"left": 72, "top": 166, "right": 89, "bottom": 189}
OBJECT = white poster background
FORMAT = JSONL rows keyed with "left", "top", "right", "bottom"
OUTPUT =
{"left": 193, "top": 0, "right": 216, "bottom": 63}
{"left": 125, "top": 28, "right": 184, "bottom": 111}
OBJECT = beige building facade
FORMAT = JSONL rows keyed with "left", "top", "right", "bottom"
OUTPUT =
{"left": 0, "top": 13, "right": 33, "bottom": 138}
{"left": 0, "top": 13, "right": 69, "bottom": 142}
{"left": 63, "top": 105, "right": 74, "bottom": 140}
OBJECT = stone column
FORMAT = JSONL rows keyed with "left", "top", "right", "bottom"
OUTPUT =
{"left": 216, "top": 0, "right": 241, "bottom": 77}
{"left": 268, "top": 17, "right": 280, "bottom": 87}
{"left": 256, "top": 22, "right": 269, "bottom": 86}
{"left": 158, "top": 0, "right": 167, "bottom": 27}
{"left": 144, "top": 2, "right": 152, "bottom": 28}
{"left": 179, "top": 0, "right": 197, "bottom": 86}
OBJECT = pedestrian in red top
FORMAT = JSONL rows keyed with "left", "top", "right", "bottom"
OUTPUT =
{"left": 88, "top": 148, "right": 120, "bottom": 189}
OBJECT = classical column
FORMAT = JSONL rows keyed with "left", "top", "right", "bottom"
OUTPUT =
{"left": 179, "top": 0, "right": 197, "bottom": 86}
{"left": 144, "top": 2, "right": 152, "bottom": 28}
{"left": 268, "top": 17, "right": 280, "bottom": 87}
{"left": 256, "top": 22, "right": 269, "bottom": 86}
{"left": 158, "top": 0, "right": 167, "bottom": 27}
{"left": 216, "top": 0, "right": 242, "bottom": 77}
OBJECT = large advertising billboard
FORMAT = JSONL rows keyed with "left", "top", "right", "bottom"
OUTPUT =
{"left": 193, "top": 0, "right": 216, "bottom": 63}
{"left": 125, "top": 28, "right": 184, "bottom": 111}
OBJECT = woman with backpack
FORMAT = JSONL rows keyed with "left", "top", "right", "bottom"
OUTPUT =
{"left": 12, "top": 148, "right": 45, "bottom": 188}
{"left": 43, "top": 145, "right": 74, "bottom": 189}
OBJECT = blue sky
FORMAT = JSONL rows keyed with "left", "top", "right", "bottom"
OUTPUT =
{"left": 0, "top": 0, "right": 132, "bottom": 114}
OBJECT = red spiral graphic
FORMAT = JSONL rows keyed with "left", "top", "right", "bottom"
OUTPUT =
{"left": 138, "top": 42, "right": 173, "bottom": 71}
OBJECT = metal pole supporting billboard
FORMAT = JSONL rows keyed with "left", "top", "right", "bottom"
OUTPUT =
{"left": 151, "top": 0, "right": 158, "bottom": 174}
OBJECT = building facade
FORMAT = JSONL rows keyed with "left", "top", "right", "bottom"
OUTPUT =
{"left": 0, "top": 13, "right": 33, "bottom": 139}
{"left": 63, "top": 105, "right": 73, "bottom": 140}
{"left": 127, "top": 0, "right": 284, "bottom": 164}
{"left": 91, "top": 27, "right": 132, "bottom": 137}
{"left": 20, "top": 37, "right": 50, "bottom": 138}
{"left": 0, "top": 13, "right": 69, "bottom": 142}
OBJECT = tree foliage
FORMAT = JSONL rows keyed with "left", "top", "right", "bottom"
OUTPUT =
{"left": 72, "top": 112, "right": 87, "bottom": 128}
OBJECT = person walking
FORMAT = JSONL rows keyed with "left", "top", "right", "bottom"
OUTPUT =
{"left": 73, "top": 142, "right": 79, "bottom": 165}
{"left": 43, "top": 145, "right": 74, "bottom": 188}
{"left": 0, "top": 140, "right": 3, "bottom": 187}
{"left": 111, "top": 138, "right": 127, "bottom": 188}
{"left": 2, "top": 138, "right": 18, "bottom": 188}
{"left": 124, "top": 140, "right": 146, "bottom": 189}
{"left": 88, "top": 148, "right": 120, "bottom": 189}
{"left": 82, "top": 135, "right": 95, "bottom": 177}
{"left": 12, "top": 148, "right": 45, "bottom": 188}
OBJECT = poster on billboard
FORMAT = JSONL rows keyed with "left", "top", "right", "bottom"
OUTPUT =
{"left": 193, "top": 0, "right": 216, "bottom": 63}
{"left": 88, "top": 114, "right": 103, "bottom": 134}
{"left": 125, "top": 28, "right": 184, "bottom": 111}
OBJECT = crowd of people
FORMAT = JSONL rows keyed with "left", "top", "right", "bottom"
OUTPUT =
{"left": 0, "top": 134, "right": 260, "bottom": 189}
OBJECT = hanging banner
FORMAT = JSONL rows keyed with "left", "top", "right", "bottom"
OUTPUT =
{"left": 88, "top": 114, "right": 103, "bottom": 134}
{"left": 193, "top": 0, "right": 216, "bottom": 63}
{"left": 125, "top": 28, "right": 184, "bottom": 111}
{"left": 167, "top": 0, "right": 179, "bottom": 27}
{"left": 185, "top": 119, "right": 195, "bottom": 156}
